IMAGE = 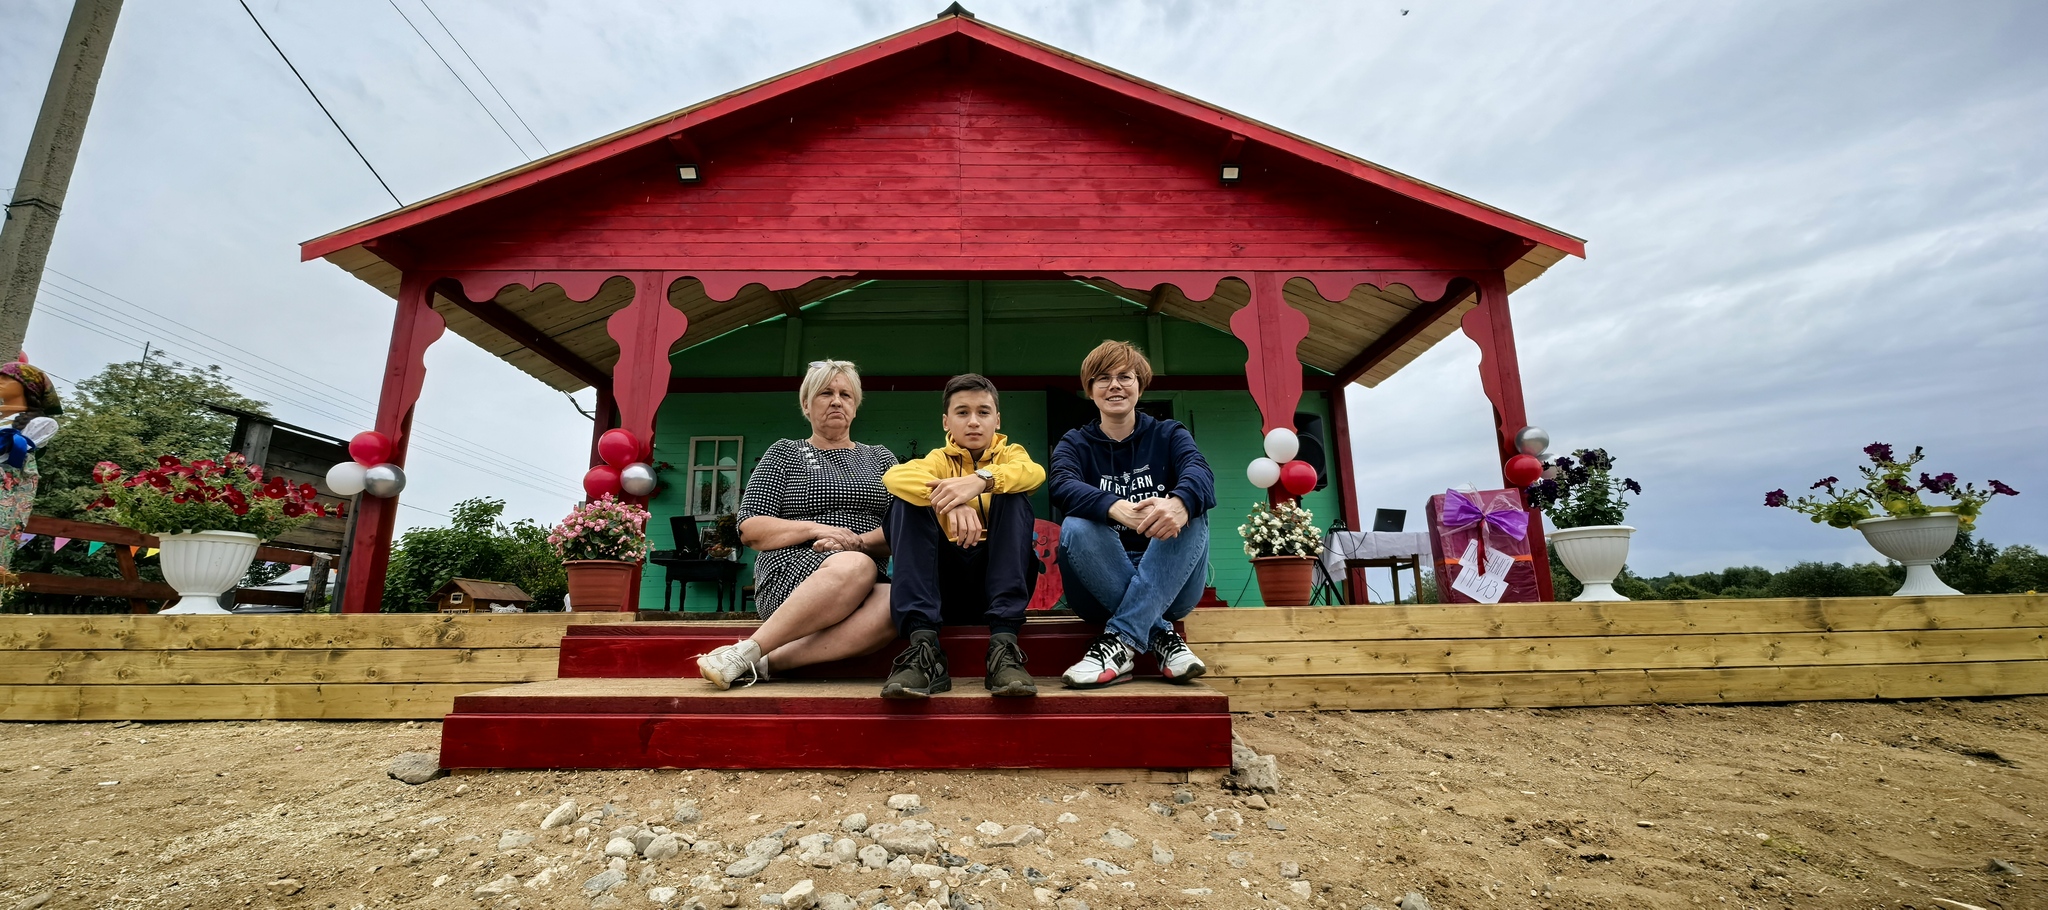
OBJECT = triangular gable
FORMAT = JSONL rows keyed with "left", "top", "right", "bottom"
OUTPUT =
{"left": 302, "top": 10, "right": 1582, "bottom": 263}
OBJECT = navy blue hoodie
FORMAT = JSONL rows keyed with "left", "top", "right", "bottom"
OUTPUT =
{"left": 1049, "top": 412, "right": 1218, "bottom": 558}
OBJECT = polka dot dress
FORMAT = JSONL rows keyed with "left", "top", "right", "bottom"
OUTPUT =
{"left": 738, "top": 438, "right": 899, "bottom": 618}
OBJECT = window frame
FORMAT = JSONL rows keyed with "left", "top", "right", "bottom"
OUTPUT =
{"left": 685, "top": 435, "right": 746, "bottom": 518}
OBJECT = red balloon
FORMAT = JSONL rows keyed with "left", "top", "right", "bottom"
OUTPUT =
{"left": 348, "top": 430, "right": 392, "bottom": 467}
{"left": 1504, "top": 453, "right": 1544, "bottom": 488}
{"left": 583, "top": 464, "right": 623, "bottom": 500}
{"left": 1279, "top": 459, "right": 1317, "bottom": 497}
{"left": 597, "top": 429, "right": 640, "bottom": 468}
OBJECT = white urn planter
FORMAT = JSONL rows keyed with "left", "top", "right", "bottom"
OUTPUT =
{"left": 1548, "top": 525, "right": 1636, "bottom": 602}
{"left": 155, "top": 530, "right": 262, "bottom": 615}
{"left": 1855, "top": 512, "right": 1963, "bottom": 597}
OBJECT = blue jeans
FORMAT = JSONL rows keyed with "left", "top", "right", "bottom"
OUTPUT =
{"left": 1056, "top": 514, "right": 1208, "bottom": 650}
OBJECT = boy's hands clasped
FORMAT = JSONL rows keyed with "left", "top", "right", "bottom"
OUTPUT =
{"left": 1108, "top": 495, "right": 1189, "bottom": 540}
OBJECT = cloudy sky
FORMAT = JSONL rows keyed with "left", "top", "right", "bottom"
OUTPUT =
{"left": 3, "top": 0, "right": 2042, "bottom": 576}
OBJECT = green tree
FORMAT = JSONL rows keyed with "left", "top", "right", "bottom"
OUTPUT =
{"left": 4, "top": 357, "right": 268, "bottom": 614}
{"left": 382, "top": 497, "right": 566, "bottom": 612}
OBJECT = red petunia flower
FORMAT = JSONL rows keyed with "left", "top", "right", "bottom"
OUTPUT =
{"left": 263, "top": 477, "right": 289, "bottom": 499}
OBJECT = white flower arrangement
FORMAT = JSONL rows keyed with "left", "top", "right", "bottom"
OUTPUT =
{"left": 1237, "top": 500, "right": 1325, "bottom": 559}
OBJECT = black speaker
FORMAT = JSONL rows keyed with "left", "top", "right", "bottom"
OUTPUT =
{"left": 1293, "top": 411, "right": 1328, "bottom": 492}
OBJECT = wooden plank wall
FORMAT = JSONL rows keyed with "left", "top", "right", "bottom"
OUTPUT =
{"left": 1183, "top": 594, "right": 2048, "bottom": 712}
{"left": 0, "top": 613, "right": 632, "bottom": 721}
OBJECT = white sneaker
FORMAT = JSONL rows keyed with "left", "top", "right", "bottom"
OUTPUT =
{"left": 697, "top": 640, "right": 765, "bottom": 690}
{"left": 1061, "top": 633, "right": 1136, "bottom": 689}
{"left": 1150, "top": 627, "right": 1206, "bottom": 682}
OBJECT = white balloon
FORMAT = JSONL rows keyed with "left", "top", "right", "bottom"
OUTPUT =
{"left": 620, "top": 462, "right": 658, "bottom": 496}
{"left": 1262, "top": 428, "right": 1299, "bottom": 463}
{"left": 325, "top": 461, "right": 368, "bottom": 497}
{"left": 1247, "top": 457, "right": 1281, "bottom": 489}
{"left": 363, "top": 463, "right": 407, "bottom": 498}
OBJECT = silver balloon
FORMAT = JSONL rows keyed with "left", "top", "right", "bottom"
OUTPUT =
{"left": 1514, "top": 426, "right": 1550, "bottom": 457}
{"left": 620, "top": 462, "right": 658, "bottom": 496}
{"left": 363, "top": 462, "right": 407, "bottom": 498}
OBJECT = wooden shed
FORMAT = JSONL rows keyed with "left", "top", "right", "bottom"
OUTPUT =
{"left": 434, "top": 578, "right": 533, "bottom": 614}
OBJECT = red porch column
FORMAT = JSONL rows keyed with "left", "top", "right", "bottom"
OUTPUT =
{"left": 1326, "top": 386, "right": 1371, "bottom": 602}
{"left": 339, "top": 273, "right": 447, "bottom": 613}
{"left": 588, "top": 383, "right": 617, "bottom": 468}
{"left": 1460, "top": 272, "right": 1556, "bottom": 601}
{"left": 606, "top": 273, "right": 690, "bottom": 448}
{"left": 1229, "top": 272, "right": 1312, "bottom": 433}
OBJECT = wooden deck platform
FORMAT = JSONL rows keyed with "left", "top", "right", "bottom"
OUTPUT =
{"left": 1, "top": 594, "right": 2043, "bottom": 721}
{"left": 440, "top": 676, "right": 1232, "bottom": 770}
{"left": 558, "top": 616, "right": 1164, "bottom": 679}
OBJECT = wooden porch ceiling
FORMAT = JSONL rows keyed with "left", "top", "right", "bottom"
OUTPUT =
{"left": 322, "top": 243, "right": 1568, "bottom": 394}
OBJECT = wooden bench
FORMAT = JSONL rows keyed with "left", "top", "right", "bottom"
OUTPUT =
{"left": 13, "top": 515, "right": 328, "bottom": 613}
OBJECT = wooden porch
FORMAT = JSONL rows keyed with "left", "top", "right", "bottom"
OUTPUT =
{"left": 3, "top": 594, "right": 2042, "bottom": 722}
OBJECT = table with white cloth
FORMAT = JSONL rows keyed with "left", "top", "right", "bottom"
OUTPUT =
{"left": 1320, "top": 530, "right": 1432, "bottom": 604}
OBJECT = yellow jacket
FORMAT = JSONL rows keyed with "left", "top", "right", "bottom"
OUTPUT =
{"left": 884, "top": 433, "right": 1046, "bottom": 544}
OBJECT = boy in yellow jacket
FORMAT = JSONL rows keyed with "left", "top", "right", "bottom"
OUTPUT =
{"left": 879, "top": 373, "right": 1046, "bottom": 698}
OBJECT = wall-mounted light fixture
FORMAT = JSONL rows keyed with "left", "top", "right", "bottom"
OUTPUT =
{"left": 668, "top": 131, "right": 705, "bottom": 185}
{"left": 1218, "top": 133, "right": 1247, "bottom": 186}
{"left": 676, "top": 164, "right": 702, "bottom": 184}
{"left": 1219, "top": 164, "right": 1242, "bottom": 185}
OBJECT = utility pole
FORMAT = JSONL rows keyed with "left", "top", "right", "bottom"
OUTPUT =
{"left": 0, "top": 0, "right": 124, "bottom": 359}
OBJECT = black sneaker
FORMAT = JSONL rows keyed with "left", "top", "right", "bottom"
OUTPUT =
{"left": 984, "top": 632, "right": 1037, "bottom": 697}
{"left": 1149, "top": 626, "right": 1207, "bottom": 682}
{"left": 881, "top": 629, "right": 951, "bottom": 699}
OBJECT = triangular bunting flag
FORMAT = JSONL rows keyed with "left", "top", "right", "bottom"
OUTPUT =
{"left": 52, "top": 536, "right": 70, "bottom": 551}
{"left": 15, "top": 532, "right": 32, "bottom": 544}
{"left": 144, "top": 547, "right": 159, "bottom": 557}
{"left": 87, "top": 541, "right": 104, "bottom": 555}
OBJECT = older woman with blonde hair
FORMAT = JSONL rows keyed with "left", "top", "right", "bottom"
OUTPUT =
{"left": 697, "top": 360, "right": 902, "bottom": 688}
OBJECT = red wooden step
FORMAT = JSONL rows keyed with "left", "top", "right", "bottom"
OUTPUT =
{"left": 440, "top": 677, "right": 1231, "bottom": 770}
{"left": 558, "top": 617, "right": 1166, "bottom": 679}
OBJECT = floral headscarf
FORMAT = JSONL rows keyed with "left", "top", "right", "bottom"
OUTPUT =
{"left": 0, "top": 361, "right": 61, "bottom": 421}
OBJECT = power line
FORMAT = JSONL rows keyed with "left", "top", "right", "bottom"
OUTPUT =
{"left": 384, "top": 0, "right": 531, "bottom": 160}
{"left": 39, "top": 268, "right": 574, "bottom": 482}
{"left": 235, "top": 0, "right": 404, "bottom": 208}
{"left": 31, "top": 287, "right": 583, "bottom": 501}
{"left": 419, "top": 0, "right": 548, "bottom": 153}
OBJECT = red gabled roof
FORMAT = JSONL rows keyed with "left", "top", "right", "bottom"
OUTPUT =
{"left": 302, "top": 10, "right": 1583, "bottom": 262}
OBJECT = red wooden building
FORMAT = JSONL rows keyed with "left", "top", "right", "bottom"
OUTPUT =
{"left": 302, "top": 7, "right": 1583, "bottom": 615}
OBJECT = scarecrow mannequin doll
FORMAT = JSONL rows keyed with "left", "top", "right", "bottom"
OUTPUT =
{"left": 0, "top": 357, "right": 61, "bottom": 584}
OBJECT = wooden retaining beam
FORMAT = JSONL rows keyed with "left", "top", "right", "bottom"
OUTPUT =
{"left": 0, "top": 613, "right": 631, "bottom": 721}
{"left": 1182, "top": 594, "right": 2048, "bottom": 712}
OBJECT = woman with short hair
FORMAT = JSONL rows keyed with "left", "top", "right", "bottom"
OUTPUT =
{"left": 696, "top": 360, "right": 902, "bottom": 688}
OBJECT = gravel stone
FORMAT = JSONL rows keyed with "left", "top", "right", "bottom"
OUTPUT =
{"left": 974, "top": 821, "right": 1004, "bottom": 837}
{"left": 1080, "top": 858, "right": 1129, "bottom": 876}
{"left": 583, "top": 869, "right": 629, "bottom": 894}
{"left": 1397, "top": 892, "right": 1432, "bottom": 910}
{"left": 386, "top": 751, "right": 442, "bottom": 785}
{"left": 497, "top": 831, "right": 534, "bottom": 851}
{"left": 909, "top": 862, "right": 944, "bottom": 879}
{"left": 650, "top": 886, "right": 680, "bottom": 904}
{"left": 1148, "top": 801, "right": 1173, "bottom": 817}
{"left": 541, "top": 800, "right": 580, "bottom": 829}
{"left": 1279, "top": 860, "right": 1301, "bottom": 879}
{"left": 1173, "top": 789, "right": 1196, "bottom": 805}
{"left": 887, "top": 855, "right": 913, "bottom": 876}
{"left": 1101, "top": 828, "right": 1138, "bottom": 849}
{"left": 1055, "top": 812, "right": 1079, "bottom": 824}
{"left": 726, "top": 855, "right": 772, "bottom": 878}
{"left": 647, "top": 832, "right": 683, "bottom": 862}
{"left": 887, "top": 794, "right": 922, "bottom": 810}
{"left": 1151, "top": 843, "right": 1174, "bottom": 865}
{"left": 1056, "top": 899, "right": 1090, "bottom": 910}
{"left": 1226, "top": 734, "right": 1281, "bottom": 793}
{"left": 816, "top": 892, "right": 858, "bottom": 910}
{"left": 859, "top": 844, "right": 890, "bottom": 868}
{"left": 840, "top": 813, "right": 869, "bottom": 833}
{"left": 984, "top": 825, "right": 1045, "bottom": 847}
{"left": 783, "top": 879, "right": 818, "bottom": 910}
{"left": 404, "top": 847, "right": 438, "bottom": 865}
{"left": 1290, "top": 881, "right": 1314, "bottom": 899}
{"left": 1227, "top": 851, "right": 1250, "bottom": 869}
{"left": 475, "top": 874, "right": 520, "bottom": 896}
{"left": 673, "top": 801, "right": 703, "bottom": 824}
{"left": 605, "top": 837, "right": 637, "bottom": 858}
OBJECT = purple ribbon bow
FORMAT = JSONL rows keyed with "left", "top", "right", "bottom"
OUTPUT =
{"left": 1440, "top": 489, "right": 1529, "bottom": 541}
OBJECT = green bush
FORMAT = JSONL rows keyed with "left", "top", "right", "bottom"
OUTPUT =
{"left": 382, "top": 498, "right": 566, "bottom": 613}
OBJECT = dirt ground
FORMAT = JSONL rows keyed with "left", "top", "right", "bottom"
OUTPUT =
{"left": 2, "top": 696, "right": 2045, "bottom": 910}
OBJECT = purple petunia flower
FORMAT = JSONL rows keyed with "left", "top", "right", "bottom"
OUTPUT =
{"left": 1883, "top": 477, "right": 1914, "bottom": 494}
{"left": 1919, "top": 472, "right": 1957, "bottom": 494}
{"left": 1810, "top": 476, "right": 1839, "bottom": 491}
{"left": 1622, "top": 478, "right": 1642, "bottom": 495}
{"left": 1765, "top": 489, "right": 1789, "bottom": 507}
{"left": 1990, "top": 480, "right": 2021, "bottom": 497}
{"left": 1864, "top": 442, "right": 1894, "bottom": 464}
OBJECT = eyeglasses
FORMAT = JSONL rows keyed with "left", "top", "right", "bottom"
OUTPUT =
{"left": 1090, "top": 373, "right": 1141, "bottom": 388}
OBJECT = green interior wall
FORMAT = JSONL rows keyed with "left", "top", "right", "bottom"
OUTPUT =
{"left": 642, "top": 280, "right": 1339, "bottom": 611}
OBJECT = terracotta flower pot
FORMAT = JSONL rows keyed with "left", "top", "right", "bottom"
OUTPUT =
{"left": 565, "top": 559, "right": 640, "bottom": 612}
{"left": 1251, "top": 555, "right": 1316, "bottom": 606}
